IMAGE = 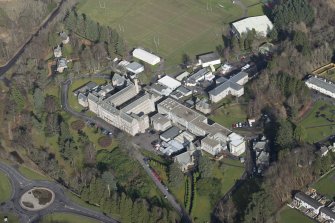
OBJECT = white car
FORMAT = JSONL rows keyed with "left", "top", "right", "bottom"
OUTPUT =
{"left": 241, "top": 64, "right": 250, "bottom": 70}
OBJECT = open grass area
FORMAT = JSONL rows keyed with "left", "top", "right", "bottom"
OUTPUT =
{"left": 247, "top": 3, "right": 264, "bottom": 16}
{"left": 0, "top": 171, "right": 12, "bottom": 203}
{"left": 40, "top": 213, "right": 100, "bottom": 223}
{"left": 78, "top": 0, "right": 247, "bottom": 67}
{"left": 68, "top": 78, "right": 107, "bottom": 112}
{"left": 299, "top": 101, "right": 335, "bottom": 143}
{"left": 18, "top": 166, "right": 50, "bottom": 181}
{"left": 277, "top": 206, "right": 314, "bottom": 223}
{"left": 0, "top": 213, "right": 19, "bottom": 222}
{"left": 210, "top": 103, "right": 248, "bottom": 128}
{"left": 313, "top": 168, "right": 335, "bottom": 199}
{"left": 192, "top": 158, "right": 244, "bottom": 222}
{"left": 169, "top": 158, "right": 244, "bottom": 222}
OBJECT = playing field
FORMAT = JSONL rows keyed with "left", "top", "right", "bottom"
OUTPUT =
{"left": 78, "top": 0, "right": 261, "bottom": 69}
{"left": 277, "top": 206, "right": 314, "bottom": 223}
{"left": 313, "top": 168, "right": 335, "bottom": 199}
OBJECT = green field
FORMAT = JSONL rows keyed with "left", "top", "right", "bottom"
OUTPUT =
{"left": 278, "top": 206, "right": 314, "bottom": 223}
{"left": 78, "top": 0, "right": 249, "bottom": 68}
{"left": 169, "top": 158, "right": 244, "bottom": 222}
{"left": 192, "top": 158, "right": 244, "bottom": 222}
{"left": 299, "top": 101, "right": 335, "bottom": 143}
{"left": 247, "top": 3, "right": 264, "bottom": 17}
{"left": 210, "top": 104, "right": 248, "bottom": 128}
{"left": 18, "top": 166, "right": 50, "bottom": 181}
{"left": 313, "top": 168, "right": 335, "bottom": 199}
{"left": 40, "top": 213, "right": 100, "bottom": 223}
{"left": 0, "top": 213, "right": 19, "bottom": 222}
{"left": 0, "top": 171, "right": 11, "bottom": 203}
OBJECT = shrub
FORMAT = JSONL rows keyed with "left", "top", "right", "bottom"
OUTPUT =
{"left": 98, "top": 136, "right": 112, "bottom": 147}
{"left": 70, "top": 120, "right": 85, "bottom": 131}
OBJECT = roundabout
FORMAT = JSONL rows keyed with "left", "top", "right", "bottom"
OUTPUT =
{"left": 20, "top": 187, "right": 55, "bottom": 211}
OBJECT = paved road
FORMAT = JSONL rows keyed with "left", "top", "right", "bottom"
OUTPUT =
{"left": 0, "top": 162, "right": 119, "bottom": 223}
{"left": 0, "top": 0, "right": 67, "bottom": 76}
{"left": 61, "top": 77, "right": 192, "bottom": 223}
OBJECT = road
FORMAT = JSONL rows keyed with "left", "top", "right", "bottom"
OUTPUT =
{"left": 0, "top": 162, "right": 119, "bottom": 223}
{"left": 61, "top": 77, "right": 192, "bottom": 223}
{"left": 0, "top": 0, "right": 67, "bottom": 76}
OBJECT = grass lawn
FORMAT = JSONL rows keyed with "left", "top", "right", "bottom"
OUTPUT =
{"left": 40, "top": 213, "right": 100, "bottom": 223}
{"left": 241, "top": 0, "right": 261, "bottom": 6}
{"left": 313, "top": 168, "right": 335, "bottom": 199}
{"left": 77, "top": 0, "right": 248, "bottom": 68}
{"left": 247, "top": 3, "right": 264, "bottom": 16}
{"left": 210, "top": 104, "right": 248, "bottom": 128}
{"left": 299, "top": 101, "right": 335, "bottom": 143}
{"left": 68, "top": 78, "right": 107, "bottom": 112}
{"left": 18, "top": 166, "right": 50, "bottom": 181}
{"left": 0, "top": 213, "right": 19, "bottom": 222}
{"left": 192, "top": 158, "right": 245, "bottom": 222}
{"left": 0, "top": 171, "right": 11, "bottom": 203}
{"left": 277, "top": 206, "right": 314, "bottom": 223}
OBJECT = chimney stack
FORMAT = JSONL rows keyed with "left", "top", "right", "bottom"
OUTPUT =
{"left": 134, "top": 78, "right": 139, "bottom": 94}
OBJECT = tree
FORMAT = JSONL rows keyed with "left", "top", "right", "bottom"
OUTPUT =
{"left": 44, "top": 95, "right": 59, "bottom": 114}
{"left": 198, "top": 155, "right": 213, "bottom": 178}
{"left": 294, "top": 124, "right": 307, "bottom": 142}
{"left": 168, "top": 163, "right": 184, "bottom": 188}
{"left": 102, "top": 171, "right": 117, "bottom": 196}
{"left": 275, "top": 120, "right": 294, "bottom": 149}
{"left": 181, "top": 53, "right": 191, "bottom": 67}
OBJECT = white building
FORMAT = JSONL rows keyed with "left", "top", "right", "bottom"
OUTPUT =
{"left": 53, "top": 45, "right": 62, "bottom": 58}
{"left": 158, "top": 75, "right": 181, "bottom": 90}
{"left": 227, "top": 133, "right": 246, "bottom": 156}
{"left": 126, "top": 62, "right": 144, "bottom": 74}
{"left": 151, "top": 113, "right": 172, "bottom": 131}
{"left": 305, "top": 76, "right": 335, "bottom": 99}
{"left": 197, "top": 52, "right": 221, "bottom": 68}
{"left": 294, "top": 192, "right": 323, "bottom": 215}
{"left": 185, "top": 68, "right": 213, "bottom": 86}
{"left": 157, "top": 98, "right": 245, "bottom": 156}
{"left": 56, "top": 58, "right": 68, "bottom": 73}
{"left": 132, "top": 48, "right": 160, "bottom": 65}
{"left": 59, "top": 31, "right": 70, "bottom": 44}
{"left": 232, "top": 15, "right": 273, "bottom": 38}
{"left": 209, "top": 71, "right": 248, "bottom": 103}
{"left": 176, "top": 71, "right": 190, "bottom": 81}
{"left": 319, "top": 207, "right": 335, "bottom": 223}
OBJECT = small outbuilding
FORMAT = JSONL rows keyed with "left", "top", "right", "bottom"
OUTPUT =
{"left": 197, "top": 52, "right": 221, "bottom": 68}
{"left": 126, "top": 62, "right": 144, "bottom": 74}
{"left": 158, "top": 75, "right": 181, "bottom": 90}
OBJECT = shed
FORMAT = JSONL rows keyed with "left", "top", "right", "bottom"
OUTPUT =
{"left": 126, "top": 62, "right": 144, "bottom": 74}
{"left": 158, "top": 76, "right": 181, "bottom": 90}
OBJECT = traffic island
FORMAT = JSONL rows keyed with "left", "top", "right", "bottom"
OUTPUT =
{"left": 19, "top": 187, "right": 55, "bottom": 211}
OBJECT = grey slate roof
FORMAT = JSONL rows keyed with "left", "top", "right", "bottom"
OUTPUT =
{"left": 126, "top": 62, "right": 144, "bottom": 72}
{"left": 230, "top": 71, "right": 248, "bottom": 83}
{"left": 295, "top": 192, "right": 323, "bottom": 209}
{"left": 188, "top": 68, "right": 209, "bottom": 82}
{"left": 209, "top": 81, "right": 242, "bottom": 96}
{"left": 198, "top": 52, "right": 220, "bottom": 63}
{"left": 320, "top": 207, "right": 335, "bottom": 219}
{"left": 160, "top": 126, "right": 181, "bottom": 140}
{"left": 216, "top": 77, "right": 228, "bottom": 85}
{"left": 176, "top": 86, "right": 192, "bottom": 95}
{"left": 306, "top": 76, "right": 335, "bottom": 94}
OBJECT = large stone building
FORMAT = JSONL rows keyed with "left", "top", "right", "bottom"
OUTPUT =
{"left": 209, "top": 71, "right": 249, "bottom": 103}
{"left": 157, "top": 98, "right": 245, "bottom": 156}
{"left": 82, "top": 80, "right": 156, "bottom": 136}
{"left": 305, "top": 76, "right": 335, "bottom": 99}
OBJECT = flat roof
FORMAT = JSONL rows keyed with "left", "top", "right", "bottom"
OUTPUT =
{"left": 133, "top": 48, "right": 160, "bottom": 65}
{"left": 160, "top": 126, "right": 181, "bottom": 140}
{"left": 158, "top": 76, "right": 181, "bottom": 90}
{"left": 126, "top": 62, "right": 144, "bottom": 72}
{"left": 232, "top": 15, "right": 273, "bottom": 36}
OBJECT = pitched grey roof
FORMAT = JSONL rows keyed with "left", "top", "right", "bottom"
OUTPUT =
{"left": 198, "top": 52, "right": 220, "bottom": 63}
{"left": 320, "top": 207, "right": 335, "bottom": 219}
{"left": 188, "top": 68, "right": 209, "bottom": 82}
{"left": 295, "top": 192, "right": 323, "bottom": 209}
{"left": 126, "top": 62, "right": 144, "bottom": 71}
{"left": 306, "top": 76, "right": 335, "bottom": 94}
{"left": 209, "top": 81, "right": 242, "bottom": 96}
{"left": 230, "top": 71, "right": 248, "bottom": 83}
{"left": 216, "top": 77, "right": 228, "bottom": 85}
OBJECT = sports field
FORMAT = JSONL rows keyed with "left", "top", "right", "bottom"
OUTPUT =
{"left": 277, "top": 206, "right": 314, "bottom": 223}
{"left": 313, "top": 168, "right": 335, "bottom": 199}
{"left": 78, "top": 0, "right": 262, "bottom": 68}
